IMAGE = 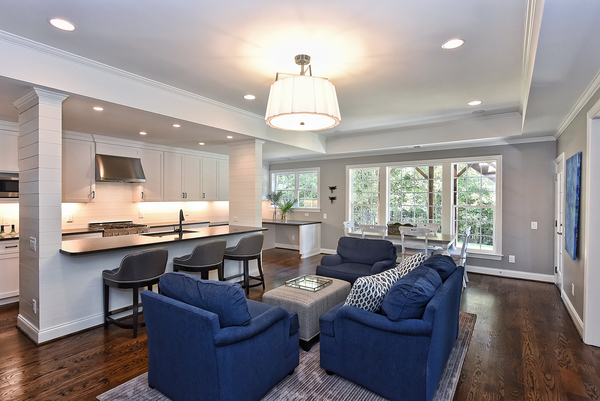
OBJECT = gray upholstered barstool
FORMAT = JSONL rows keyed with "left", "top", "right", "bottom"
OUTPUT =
{"left": 173, "top": 240, "right": 227, "bottom": 280}
{"left": 223, "top": 234, "right": 265, "bottom": 296}
{"left": 103, "top": 248, "right": 168, "bottom": 338}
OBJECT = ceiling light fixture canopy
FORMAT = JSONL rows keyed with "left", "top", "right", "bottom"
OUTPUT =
{"left": 265, "top": 54, "right": 341, "bottom": 132}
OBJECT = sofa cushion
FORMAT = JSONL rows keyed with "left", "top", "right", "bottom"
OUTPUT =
{"left": 336, "top": 237, "right": 396, "bottom": 265}
{"left": 381, "top": 266, "right": 442, "bottom": 321}
{"left": 396, "top": 253, "right": 427, "bottom": 277}
{"left": 344, "top": 267, "right": 402, "bottom": 312}
{"left": 422, "top": 254, "right": 457, "bottom": 281}
{"left": 159, "top": 272, "right": 251, "bottom": 328}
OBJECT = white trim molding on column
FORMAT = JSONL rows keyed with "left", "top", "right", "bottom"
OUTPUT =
{"left": 13, "top": 87, "right": 69, "bottom": 110}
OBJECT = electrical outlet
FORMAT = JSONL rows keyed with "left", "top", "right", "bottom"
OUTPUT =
{"left": 323, "top": 213, "right": 327, "bottom": 219}
{"left": 29, "top": 236, "right": 37, "bottom": 252}
{"left": 572, "top": 283, "right": 575, "bottom": 296}
{"left": 66, "top": 214, "right": 73, "bottom": 223}
{"left": 32, "top": 299, "right": 37, "bottom": 314}
{"left": 508, "top": 255, "right": 515, "bottom": 263}
{"left": 305, "top": 213, "right": 309, "bottom": 217}
{"left": 531, "top": 221, "right": 537, "bottom": 229}
{"left": 233, "top": 216, "right": 239, "bottom": 223}
{"left": 139, "top": 211, "right": 144, "bottom": 218}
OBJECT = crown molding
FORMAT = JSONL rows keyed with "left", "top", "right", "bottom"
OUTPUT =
{"left": 555, "top": 68, "right": 600, "bottom": 139}
{"left": 0, "top": 30, "right": 262, "bottom": 121}
{"left": 0, "top": 120, "right": 18, "bottom": 132}
{"left": 520, "top": 0, "right": 545, "bottom": 129}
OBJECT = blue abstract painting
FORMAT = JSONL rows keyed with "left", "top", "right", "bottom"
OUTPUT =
{"left": 565, "top": 152, "right": 582, "bottom": 260}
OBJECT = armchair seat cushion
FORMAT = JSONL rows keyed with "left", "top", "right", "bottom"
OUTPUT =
{"left": 159, "top": 272, "right": 251, "bottom": 328}
{"left": 381, "top": 266, "right": 442, "bottom": 321}
{"left": 316, "top": 263, "right": 374, "bottom": 284}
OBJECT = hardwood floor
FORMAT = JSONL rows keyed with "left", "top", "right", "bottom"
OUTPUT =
{"left": 0, "top": 249, "right": 598, "bottom": 400}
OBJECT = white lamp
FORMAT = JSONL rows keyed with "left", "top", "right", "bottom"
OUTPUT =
{"left": 265, "top": 55, "right": 341, "bottom": 131}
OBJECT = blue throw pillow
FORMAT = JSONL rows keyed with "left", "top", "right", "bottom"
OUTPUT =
{"left": 381, "top": 266, "right": 442, "bottom": 321}
{"left": 422, "top": 254, "right": 457, "bottom": 281}
{"left": 159, "top": 272, "right": 251, "bottom": 328}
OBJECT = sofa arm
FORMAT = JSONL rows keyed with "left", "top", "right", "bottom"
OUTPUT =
{"left": 370, "top": 258, "right": 397, "bottom": 274}
{"left": 214, "top": 306, "right": 290, "bottom": 347}
{"left": 320, "top": 254, "right": 343, "bottom": 266}
{"left": 335, "top": 305, "right": 433, "bottom": 337}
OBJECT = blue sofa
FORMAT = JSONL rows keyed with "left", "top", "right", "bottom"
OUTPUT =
{"left": 140, "top": 273, "right": 300, "bottom": 401}
{"left": 316, "top": 236, "right": 397, "bottom": 284}
{"left": 319, "top": 255, "right": 464, "bottom": 401}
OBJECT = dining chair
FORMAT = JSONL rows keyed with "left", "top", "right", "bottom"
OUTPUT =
{"left": 447, "top": 227, "right": 471, "bottom": 287}
{"left": 360, "top": 224, "right": 388, "bottom": 239}
{"left": 343, "top": 220, "right": 354, "bottom": 236}
{"left": 398, "top": 226, "right": 432, "bottom": 260}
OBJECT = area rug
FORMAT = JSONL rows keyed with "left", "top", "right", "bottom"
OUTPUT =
{"left": 98, "top": 312, "right": 476, "bottom": 401}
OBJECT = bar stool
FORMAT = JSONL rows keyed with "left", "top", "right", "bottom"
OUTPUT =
{"left": 173, "top": 240, "right": 227, "bottom": 280}
{"left": 223, "top": 234, "right": 265, "bottom": 296}
{"left": 103, "top": 248, "right": 168, "bottom": 338}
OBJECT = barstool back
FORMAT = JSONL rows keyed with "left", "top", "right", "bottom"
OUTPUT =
{"left": 224, "top": 234, "right": 264, "bottom": 257}
{"left": 106, "top": 248, "right": 168, "bottom": 284}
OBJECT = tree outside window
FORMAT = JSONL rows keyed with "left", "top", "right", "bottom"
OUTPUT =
{"left": 388, "top": 165, "right": 442, "bottom": 231}
{"left": 453, "top": 162, "right": 497, "bottom": 251}
{"left": 273, "top": 170, "right": 319, "bottom": 208}
{"left": 350, "top": 167, "right": 380, "bottom": 229}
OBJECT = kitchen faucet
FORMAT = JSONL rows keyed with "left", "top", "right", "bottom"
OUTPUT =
{"left": 177, "top": 209, "right": 185, "bottom": 233}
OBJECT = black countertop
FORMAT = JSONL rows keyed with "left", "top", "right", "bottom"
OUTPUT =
{"left": 262, "top": 220, "right": 322, "bottom": 226}
{"left": 60, "top": 225, "right": 267, "bottom": 256}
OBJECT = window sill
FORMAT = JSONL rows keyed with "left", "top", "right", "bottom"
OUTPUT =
{"left": 268, "top": 207, "right": 321, "bottom": 213}
{"left": 468, "top": 252, "right": 503, "bottom": 261}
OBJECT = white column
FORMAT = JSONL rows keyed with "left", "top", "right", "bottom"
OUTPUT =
{"left": 228, "top": 139, "right": 264, "bottom": 227}
{"left": 13, "top": 88, "right": 68, "bottom": 344}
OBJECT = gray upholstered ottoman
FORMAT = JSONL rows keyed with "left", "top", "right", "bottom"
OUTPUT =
{"left": 262, "top": 276, "right": 351, "bottom": 350}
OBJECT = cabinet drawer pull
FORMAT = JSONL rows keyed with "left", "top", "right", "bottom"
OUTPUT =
{"left": 5, "top": 245, "right": 18, "bottom": 249}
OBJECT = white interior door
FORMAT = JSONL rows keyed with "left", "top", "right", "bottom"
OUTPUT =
{"left": 554, "top": 154, "right": 565, "bottom": 292}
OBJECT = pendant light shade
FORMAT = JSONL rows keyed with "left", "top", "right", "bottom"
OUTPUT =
{"left": 265, "top": 55, "right": 341, "bottom": 131}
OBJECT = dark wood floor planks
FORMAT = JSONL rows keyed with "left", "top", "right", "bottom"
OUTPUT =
{"left": 0, "top": 249, "right": 599, "bottom": 400}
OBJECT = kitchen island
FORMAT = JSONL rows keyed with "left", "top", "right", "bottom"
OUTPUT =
{"left": 18, "top": 225, "right": 266, "bottom": 344}
{"left": 262, "top": 220, "right": 321, "bottom": 258}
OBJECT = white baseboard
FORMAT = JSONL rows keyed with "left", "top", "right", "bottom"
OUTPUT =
{"left": 0, "top": 295, "right": 18, "bottom": 306}
{"left": 275, "top": 243, "right": 299, "bottom": 251}
{"left": 561, "top": 289, "right": 584, "bottom": 338}
{"left": 466, "top": 264, "right": 554, "bottom": 283}
{"left": 301, "top": 249, "right": 322, "bottom": 258}
{"left": 320, "top": 248, "right": 337, "bottom": 255}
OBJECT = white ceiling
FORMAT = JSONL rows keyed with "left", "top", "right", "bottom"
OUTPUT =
{"left": 0, "top": 0, "right": 599, "bottom": 161}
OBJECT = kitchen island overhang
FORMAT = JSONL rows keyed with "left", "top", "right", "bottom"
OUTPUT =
{"left": 18, "top": 225, "right": 267, "bottom": 344}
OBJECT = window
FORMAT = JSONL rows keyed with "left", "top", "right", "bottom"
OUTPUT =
{"left": 347, "top": 156, "right": 502, "bottom": 257}
{"left": 349, "top": 167, "right": 380, "bottom": 229}
{"left": 453, "top": 161, "right": 498, "bottom": 252}
{"left": 388, "top": 164, "right": 442, "bottom": 230}
{"left": 271, "top": 169, "right": 320, "bottom": 209}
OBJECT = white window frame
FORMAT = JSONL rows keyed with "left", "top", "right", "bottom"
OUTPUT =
{"left": 346, "top": 155, "right": 502, "bottom": 259}
{"left": 270, "top": 167, "right": 321, "bottom": 212}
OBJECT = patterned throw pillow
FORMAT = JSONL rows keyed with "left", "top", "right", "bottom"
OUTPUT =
{"left": 344, "top": 268, "right": 403, "bottom": 312}
{"left": 396, "top": 253, "right": 427, "bottom": 278}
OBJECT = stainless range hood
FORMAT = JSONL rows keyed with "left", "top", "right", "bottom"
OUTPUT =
{"left": 95, "top": 154, "right": 146, "bottom": 183}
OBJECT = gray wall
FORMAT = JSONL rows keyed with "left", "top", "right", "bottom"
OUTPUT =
{"left": 556, "top": 88, "right": 600, "bottom": 318}
{"left": 270, "top": 141, "right": 556, "bottom": 276}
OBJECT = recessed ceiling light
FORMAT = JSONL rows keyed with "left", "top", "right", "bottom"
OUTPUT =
{"left": 441, "top": 39, "right": 464, "bottom": 50}
{"left": 139, "top": 131, "right": 147, "bottom": 135}
{"left": 199, "top": 142, "right": 205, "bottom": 146}
{"left": 244, "top": 94, "right": 256, "bottom": 100}
{"left": 49, "top": 18, "right": 75, "bottom": 31}
{"left": 226, "top": 136, "right": 233, "bottom": 139}
{"left": 468, "top": 100, "right": 482, "bottom": 106}
{"left": 173, "top": 124, "right": 181, "bottom": 128}
{"left": 93, "top": 106, "right": 103, "bottom": 111}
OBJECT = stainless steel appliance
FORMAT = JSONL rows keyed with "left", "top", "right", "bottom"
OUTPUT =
{"left": 0, "top": 174, "right": 18, "bottom": 198}
{"left": 89, "top": 221, "right": 149, "bottom": 237}
{"left": 95, "top": 154, "right": 146, "bottom": 183}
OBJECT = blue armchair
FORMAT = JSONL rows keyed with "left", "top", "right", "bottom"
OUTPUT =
{"left": 140, "top": 272, "right": 299, "bottom": 401}
{"left": 319, "top": 258, "right": 464, "bottom": 401}
{"left": 316, "top": 236, "right": 397, "bottom": 284}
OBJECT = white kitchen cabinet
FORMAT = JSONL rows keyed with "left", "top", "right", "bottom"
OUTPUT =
{"left": 202, "top": 157, "right": 218, "bottom": 201}
{"left": 133, "top": 149, "right": 163, "bottom": 202}
{"left": 0, "top": 132, "right": 18, "bottom": 172}
{"left": 218, "top": 159, "right": 229, "bottom": 201}
{"left": 62, "top": 138, "right": 96, "bottom": 203}
{"left": 183, "top": 155, "right": 202, "bottom": 201}
{"left": 0, "top": 239, "right": 19, "bottom": 302}
{"left": 163, "top": 152, "right": 203, "bottom": 201}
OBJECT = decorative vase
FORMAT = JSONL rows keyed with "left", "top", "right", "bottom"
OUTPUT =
{"left": 272, "top": 208, "right": 277, "bottom": 221}
{"left": 281, "top": 212, "right": 288, "bottom": 222}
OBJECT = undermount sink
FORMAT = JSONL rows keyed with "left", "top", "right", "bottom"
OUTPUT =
{"left": 141, "top": 230, "right": 198, "bottom": 238}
